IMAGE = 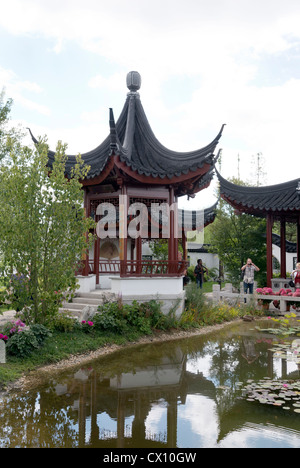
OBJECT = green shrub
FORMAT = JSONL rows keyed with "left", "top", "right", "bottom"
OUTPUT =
{"left": 94, "top": 302, "right": 129, "bottom": 334}
{"left": 30, "top": 323, "right": 52, "bottom": 345}
{"left": 6, "top": 329, "right": 39, "bottom": 357}
{"left": 184, "top": 283, "right": 206, "bottom": 310}
{"left": 46, "top": 313, "right": 79, "bottom": 332}
{"left": 95, "top": 299, "right": 168, "bottom": 335}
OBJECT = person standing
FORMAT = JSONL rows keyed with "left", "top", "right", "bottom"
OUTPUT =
{"left": 291, "top": 262, "right": 300, "bottom": 289}
{"left": 241, "top": 258, "right": 260, "bottom": 296}
{"left": 194, "top": 259, "right": 207, "bottom": 289}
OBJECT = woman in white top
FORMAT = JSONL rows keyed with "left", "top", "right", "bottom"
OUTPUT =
{"left": 291, "top": 262, "right": 300, "bottom": 289}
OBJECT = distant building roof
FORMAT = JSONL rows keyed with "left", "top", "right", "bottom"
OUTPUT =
{"left": 216, "top": 169, "right": 300, "bottom": 222}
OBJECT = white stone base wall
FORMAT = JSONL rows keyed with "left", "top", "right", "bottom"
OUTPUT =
{"left": 110, "top": 276, "right": 185, "bottom": 317}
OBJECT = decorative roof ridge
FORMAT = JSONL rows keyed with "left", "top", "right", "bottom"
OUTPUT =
{"left": 109, "top": 93, "right": 137, "bottom": 160}
{"left": 133, "top": 97, "right": 226, "bottom": 160}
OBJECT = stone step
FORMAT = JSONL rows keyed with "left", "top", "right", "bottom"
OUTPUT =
{"left": 72, "top": 297, "right": 103, "bottom": 305}
{"left": 62, "top": 301, "right": 87, "bottom": 310}
{"left": 59, "top": 289, "right": 118, "bottom": 321}
{"left": 58, "top": 307, "right": 82, "bottom": 319}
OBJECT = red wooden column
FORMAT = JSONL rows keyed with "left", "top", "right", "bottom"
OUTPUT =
{"left": 119, "top": 184, "right": 128, "bottom": 277}
{"left": 136, "top": 235, "right": 142, "bottom": 274}
{"left": 173, "top": 195, "right": 179, "bottom": 269}
{"left": 266, "top": 213, "right": 274, "bottom": 287}
{"left": 94, "top": 231, "right": 100, "bottom": 285}
{"left": 280, "top": 217, "right": 286, "bottom": 278}
{"left": 168, "top": 187, "right": 175, "bottom": 273}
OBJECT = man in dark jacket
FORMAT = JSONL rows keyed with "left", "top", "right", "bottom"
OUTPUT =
{"left": 194, "top": 259, "right": 207, "bottom": 289}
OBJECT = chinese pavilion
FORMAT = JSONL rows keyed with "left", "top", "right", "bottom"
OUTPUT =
{"left": 30, "top": 71, "right": 224, "bottom": 310}
{"left": 216, "top": 169, "right": 300, "bottom": 287}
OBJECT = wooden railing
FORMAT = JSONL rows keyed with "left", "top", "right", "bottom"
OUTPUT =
{"left": 87, "top": 259, "right": 187, "bottom": 277}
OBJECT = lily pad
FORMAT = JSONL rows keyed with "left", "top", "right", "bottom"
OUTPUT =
{"left": 240, "top": 378, "right": 300, "bottom": 413}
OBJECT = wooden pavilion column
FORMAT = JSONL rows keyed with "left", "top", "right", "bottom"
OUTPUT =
{"left": 182, "top": 231, "right": 187, "bottom": 261}
{"left": 168, "top": 187, "right": 175, "bottom": 273}
{"left": 94, "top": 231, "right": 100, "bottom": 285}
{"left": 119, "top": 185, "right": 128, "bottom": 277}
{"left": 135, "top": 235, "right": 142, "bottom": 274}
{"left": 280, "top": 217, "right": 286, "bottom": 278}
{"left": 266, "top": 213, "right": 274, "bottom": 287}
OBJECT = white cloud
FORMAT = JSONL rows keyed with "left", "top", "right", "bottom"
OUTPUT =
{"left": 0, "top": 67, "right": 50, "bottom": 116}
{"left": 1, "top": 0, "right": 300, "bottom": 189}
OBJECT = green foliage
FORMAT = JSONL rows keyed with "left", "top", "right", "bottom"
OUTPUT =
{"left": 149, "top": 239, "right": 183, "bottom": 260}
{"left": 46, "top": 313, "right": 79, "bottom": 333}
{"left": 181, "top": 283, "right": 263, "bottom": 328}
{"left": 0, "top": 99, "right": 95, "bottom": 324}
{"left": 205, "top": 200, "right": 267, "bottom": 287}
{"left": 94, "top": 299, "right": 171, "bottom": 335}
{"left": 94, "top": 302, "right": 129, "bottom": 334}
{"left": 255, "top": 312, "right": 300, "bottom": 336}
{"left": 184, "top": 282, "right": 207, "bottom": 311}
{"left": 0, "top": 90, "right": 21, "bottom": 161}
{"left": 2, "top": 320, "right": 52, "bottom": 358}
{"left": 6, "top": 329, "right": 39, "bottom": 357}
{"left": 30, "top": 323, "right": 52, "bottom": 345}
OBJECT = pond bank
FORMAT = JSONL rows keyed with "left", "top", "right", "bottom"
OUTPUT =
{"left": 4, "top": 319, "right": 245, "bottom": 394}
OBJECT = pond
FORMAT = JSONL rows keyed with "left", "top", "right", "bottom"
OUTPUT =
{"left": 0, "top": 320, "right": 299, "bottom": 448}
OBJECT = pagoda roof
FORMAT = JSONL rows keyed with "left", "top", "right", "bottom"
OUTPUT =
{"left": 216, "top": 169, "right": 300, "bottom": 222}
{"left": 29, "top": 72, "right": 224, "bottom": 191}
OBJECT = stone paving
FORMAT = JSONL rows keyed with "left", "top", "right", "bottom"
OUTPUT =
{"left": 0, "top": 309, "right": 16, "bottom": 327}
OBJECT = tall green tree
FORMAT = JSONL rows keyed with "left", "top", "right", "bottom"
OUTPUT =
{"left": 205, "top": 177, "right": 267, "bottom": 287}
{"left": 0, "top": 90, "right": 14, "bottom": 161}
{"left": 0, "top": 100, "right": 94, "bottom": 323}
{"left": 206, "top": 203, "right": 266, "bottom": 286}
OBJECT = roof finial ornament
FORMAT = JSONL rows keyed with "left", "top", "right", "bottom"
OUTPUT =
{"left": 126, "top": 71, "right": 141, "bottom": 93}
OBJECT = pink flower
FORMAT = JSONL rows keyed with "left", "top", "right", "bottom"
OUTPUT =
{"left": 81, "top": 320, "right": 86, "bottom": 324}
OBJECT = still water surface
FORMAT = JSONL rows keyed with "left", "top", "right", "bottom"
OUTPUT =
{"left": 0, "top": 320, "right": 300, "bottom": 448}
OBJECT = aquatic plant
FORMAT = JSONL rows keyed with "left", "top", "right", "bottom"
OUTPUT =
{"left": 239, "top": 378, "right": 300, "bottom": 413}
{"left": 255, "top": 313, "right": 300, "bottom": 336}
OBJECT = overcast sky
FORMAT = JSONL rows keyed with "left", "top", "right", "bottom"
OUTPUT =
{"left": 1, "top": 0, "right": 300, "bottom": 209}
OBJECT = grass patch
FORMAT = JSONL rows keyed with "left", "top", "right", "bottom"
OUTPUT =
{"left": 0, "top": 290, "right": 263, "bottom": 389}
{"left": 0, "top": 327, "right": 143, "bottom": 388}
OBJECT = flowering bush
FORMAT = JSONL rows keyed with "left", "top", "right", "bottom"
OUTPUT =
{"left": 256, "top": 287, "right": 274, "bottom": 305}
{"left": 0, "top": 333, "right": 8, "bottom": 342}
{"left": 81, "top": 320, "right": 94, "bottom": 333}
{"left": 256, "top": 287, "right": 274, "bottom": 295}
{"left": 1, "top": 319, "right": 26, "bottom": 338}
{"left": 256, "top": 287, "right": 300, "bottom": 310}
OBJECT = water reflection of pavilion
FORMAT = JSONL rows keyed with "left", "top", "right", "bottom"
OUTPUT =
{"left": 50, "top": 332, "right": 300, "bottom": 448}
{"left": 56, "top": 346, "right": 216, "bottom": 448}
